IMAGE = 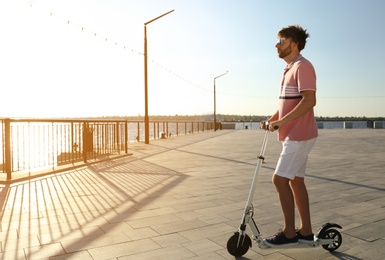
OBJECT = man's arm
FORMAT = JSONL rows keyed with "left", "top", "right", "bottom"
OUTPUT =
{"left": 269, "top": 90, "right": 316, "bottom": 131}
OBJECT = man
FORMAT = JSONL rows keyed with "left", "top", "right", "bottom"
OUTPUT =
{"left": 261, "top": 25, "right": 318, "bottom": 247}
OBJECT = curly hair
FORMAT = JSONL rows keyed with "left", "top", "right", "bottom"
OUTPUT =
{"left": 278, "top": 25, "right": 309, "bottom": 51}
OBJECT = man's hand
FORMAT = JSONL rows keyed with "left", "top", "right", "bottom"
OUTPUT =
{"left": 261, "top": 111, "right": 279, "bottom": 131}
{"left": 260, "top": 120, "right": 268, "bottom": 130}
{"left": 260, "top": 120, "right": 280, "bottom": 131}
{"left": 268, "top": 121, "right": 281, "bottom": 132}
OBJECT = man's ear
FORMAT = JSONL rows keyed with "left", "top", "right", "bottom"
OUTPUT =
{"left": 291, "top": 41, "right": 299, "bottom": 50}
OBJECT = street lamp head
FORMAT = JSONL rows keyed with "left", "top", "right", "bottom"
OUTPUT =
{"left": 214, "top": 70, "right": 229, "bottom": 80}
{"left": 145, "top": 9, "right": 174, "bottom": 25}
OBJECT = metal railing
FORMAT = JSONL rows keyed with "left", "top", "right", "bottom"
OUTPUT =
{"left": 1, "top": 118, "right": 216, "bottom": 181}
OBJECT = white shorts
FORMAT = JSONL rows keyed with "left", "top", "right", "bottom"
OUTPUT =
{"left": 274, "top": 138, "right": 317, "bottom": 180}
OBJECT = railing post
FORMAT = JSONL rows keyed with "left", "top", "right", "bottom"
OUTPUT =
{"left": 71, "top": 122, "right": 74, "bottom": 165}
{"left": 116, "top": 121, "right": 120, "bottom": 153}
{"left": 83, "top": 122, "right": 88, "bottom": 163}
{"left": 5, "top": 118, "right": 12, "bottom": 180}
{"left": 137, "top": 122, "right": 140, "bottom": 142}
{"left": 155, "top": 122, "right": 157, "bottom": 139}
{"left": 83, "top": 122, "right": 93, "bottom": 163}
{"left": 125, "top": 120, "right": 128, "bottom": 154}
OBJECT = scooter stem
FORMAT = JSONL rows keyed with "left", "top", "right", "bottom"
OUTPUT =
{"left": 244, "top": 129, "right": 270, "bottom": 210}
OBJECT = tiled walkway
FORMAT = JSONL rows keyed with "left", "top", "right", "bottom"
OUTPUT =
{"left": 1, "top": 129, "right": 384, "bottom": 259}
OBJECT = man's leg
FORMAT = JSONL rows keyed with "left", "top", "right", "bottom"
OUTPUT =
{"left": 290, "top": 177, "right": 312, "bottom": 235}
{"left": 272, "top": 174, "right": 296, "bottom": 238}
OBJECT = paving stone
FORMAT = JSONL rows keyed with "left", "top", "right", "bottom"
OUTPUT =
{"left": 118, "top": 245, "right": 196, "bottom": 260}
{"left": 0, "top": 249, "right": 26, "bottom": 260}
{"left": 38, "top": 226, "right": 104, "bottom": 245}
{"left": 344, "top": 221, "right": 385, "bottom": 242}
{"left": 61, "top": 232, "right": 130, "bottom": 253}
{"left": 179, "top": 223, "right": 234, "bottom": 241}
{"left": 151, "top": 219, "right": 210, "bottom": 235}
{"left": 151, "top": 233, "right": 191, "bottom": 248}
{"left": 23, "top": 243, "right": 65, "bottom": 260}
{"left": 123, "top": 226, "right": 159, "bottom": 240}
{"left": 184, "top": 251, "right": 227, "bottom": 260}
{"left": 49, "top": 250, "right": 94, "bottom": 260}
{"left": 1, "top": 235, "right": 41, "bottom": 252}
{"left": 126, "top": 213, "right": 182, "bottom": 229}
{"left": 87, "top": 238, "right": 161, "bottom": 260}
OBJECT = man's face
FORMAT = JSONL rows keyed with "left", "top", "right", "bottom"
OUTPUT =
{"left": 275, "top": 36, "right": 292, "bottom": 59}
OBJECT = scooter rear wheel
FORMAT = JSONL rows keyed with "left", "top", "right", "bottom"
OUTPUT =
{"left": 227, "top": 232, "right": 251, "bottom": 257}
{"left": 320, "top": 228, "right": 342, "bottom": 251}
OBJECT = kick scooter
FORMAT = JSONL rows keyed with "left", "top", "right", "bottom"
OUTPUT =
{"left": 226, "top": 125, "right": 342, "bottom": 257}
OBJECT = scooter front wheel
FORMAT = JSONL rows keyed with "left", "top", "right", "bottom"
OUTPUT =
{"left": 227, "top": 232, "right": 251, "bottom": 257}
{"left": 320, "top": 229, "right": 342, "bottom": 251}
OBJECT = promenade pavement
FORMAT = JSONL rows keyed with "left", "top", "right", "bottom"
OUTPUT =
{"left": 0, "top": 129, "right": 384, "bottom": 260}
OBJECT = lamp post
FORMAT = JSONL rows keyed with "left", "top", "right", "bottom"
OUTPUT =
{"left": 144, "top": 9, "right": 174, "bottom": 144}
{"left": 213, "top": 71, "right": 228, "bottom": 131}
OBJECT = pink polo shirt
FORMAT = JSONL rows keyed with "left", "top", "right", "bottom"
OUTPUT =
{"left": 278, "top": 54, "right": 318, "bottom": 141}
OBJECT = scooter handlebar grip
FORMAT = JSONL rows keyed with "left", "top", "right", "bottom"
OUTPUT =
{"left": 264, "top": 121, "right": 279, "bottom": 130}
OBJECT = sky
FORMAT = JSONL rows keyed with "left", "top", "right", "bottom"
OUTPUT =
{"left": 0, "top": 0, "right": 384, "bottom": 118}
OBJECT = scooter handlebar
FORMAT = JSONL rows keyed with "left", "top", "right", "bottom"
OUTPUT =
{"left": 263, "top": 121, "right": 279, "bottom": 130}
